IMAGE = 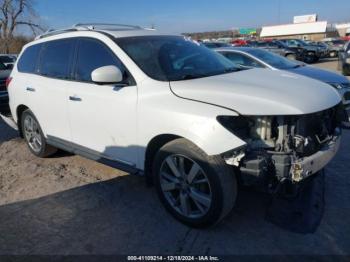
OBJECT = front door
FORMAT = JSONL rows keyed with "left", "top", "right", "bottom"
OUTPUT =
{"left": 67, "top": 38, "right": 138, "bottom": 166}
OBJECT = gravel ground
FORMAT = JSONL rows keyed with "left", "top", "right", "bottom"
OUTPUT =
{"left": 0, "top": 59, "right": 349, "bottom": 255}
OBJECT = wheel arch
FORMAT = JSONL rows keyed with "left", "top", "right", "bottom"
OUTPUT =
{"left": 144, "top": 134, "right": 182, "bottom": 185}
{"left": 16, "top": 104, "right": 29, "bottom": 138}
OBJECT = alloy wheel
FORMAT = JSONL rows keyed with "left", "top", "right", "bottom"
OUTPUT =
{"left": 23, "top": 114, "right": 42, "bottom": 153}
{"left": 159, "top": 154, "right": 212, "bottom": 219}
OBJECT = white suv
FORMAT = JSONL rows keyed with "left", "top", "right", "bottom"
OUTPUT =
{"left": 5, "top": 24, "right": 348, "bottom": 227}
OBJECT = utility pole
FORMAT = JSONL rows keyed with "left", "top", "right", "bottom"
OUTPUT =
{"left": 277, "top": 0, "right": 281, "bottom": 24}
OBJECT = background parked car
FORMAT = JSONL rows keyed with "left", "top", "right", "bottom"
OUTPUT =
{"left": 305, "top": 41, "right": 330, "bottom": 58}
{"left": 277, "top": 39, "right": 322, "bottom": 63}
{"left": 215, "top": 47, "right": 350, "bottom": 121}
{"left": 321, "top": 39, "right": 346, "bottom": 58}
{"left": 0, "top": 54, "right": 16, "bottom": 69}
{"left": 338, "top": 41, "right": 350, "bottom": 76}
{"left": 202, "top": 42, "right": 232, "bottom": 48}
{"left": 0, "top": 62, "right": 12, "bottom": 114}
{"left": 248, "top": 40, "right": 297, "bottom": 60}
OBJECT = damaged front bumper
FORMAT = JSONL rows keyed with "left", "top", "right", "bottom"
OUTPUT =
{"left": 290, "top": 131, "right": 341, "bottom": 182}
{"left": 225, "top": 130, "right": 342, "bottom": 185}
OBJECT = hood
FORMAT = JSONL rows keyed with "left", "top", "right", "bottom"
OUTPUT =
{"left": 287, "top": 65, "right": 349, "bottom": 85}
{"left": 170, "top": 69, "right": 341, "bottom": 116}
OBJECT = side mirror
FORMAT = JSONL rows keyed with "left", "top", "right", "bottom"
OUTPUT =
{"left": 6, "top": 64, "right": 13, "bottom": 70}
{"left": 91, "top": 65, "right": 123, "bottom": 84}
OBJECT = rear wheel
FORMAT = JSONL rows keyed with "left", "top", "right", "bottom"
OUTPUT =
{"left": 21, "top": 109, "right": 57, "bottom": 157}
{"left": 153, "top": 138, "right": 237, "bottom": 228}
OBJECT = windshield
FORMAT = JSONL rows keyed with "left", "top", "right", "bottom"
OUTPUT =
{"left": 115, "top": 36, "right": 239, "bottom": 81}
{"left": 0, "top": 56, "right": 15, "bottom": 63}
{"left": 296, "top": 39, "right": 308, "bottom": 46}
{"left": 246, "top": 49, "right": 301, "bottom": 69}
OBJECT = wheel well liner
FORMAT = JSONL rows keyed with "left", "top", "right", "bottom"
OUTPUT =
{"left": 144, "top": 134, "right": 181, "bottom": 185}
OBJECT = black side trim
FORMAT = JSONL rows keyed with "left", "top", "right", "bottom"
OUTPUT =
{"left": 47, "top": 136, "right": 142, "bottom": 175}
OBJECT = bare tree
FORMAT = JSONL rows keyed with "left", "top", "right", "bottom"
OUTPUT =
{"left": 0, "top": 0, "right": 43, "bottom": 53}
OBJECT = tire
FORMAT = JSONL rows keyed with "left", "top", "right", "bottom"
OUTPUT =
{"left": 153, "top": 138, "right": 237, "bottom": 228}
{"left": 21, "top": 109, "right": 57, "bottom": 158}
{"left": 343, "top": 65, "right": 350, "bottom": 76}
{"left": 286, "top": 53, "right": 296, "bottom": 60}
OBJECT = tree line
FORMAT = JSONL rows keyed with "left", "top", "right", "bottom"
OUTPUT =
{"left": 0, "top": 0, "right": 43, "bottom": 54}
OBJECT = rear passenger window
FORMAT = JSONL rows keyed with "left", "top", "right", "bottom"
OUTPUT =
{"left": 17, "top": 44, "right": 41, "bottom": 73}
{"left": 75, "top": 38, "right": 131, "bottom": 83}
{"left": 39, "top": 39, "right": 76, "bottom": 79}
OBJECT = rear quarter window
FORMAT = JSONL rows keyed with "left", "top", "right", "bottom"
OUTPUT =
{"left": 17, "top": 44, "right": 42, "bottom": 73}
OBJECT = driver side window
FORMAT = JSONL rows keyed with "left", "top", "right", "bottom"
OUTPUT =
{"left": 75, "top": 38, "right": 134, "bottom": 85}
{"left": 223, "top": 52, "right": 264, "bottom": 68}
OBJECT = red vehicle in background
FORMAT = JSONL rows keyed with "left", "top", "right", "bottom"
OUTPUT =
{"left": 231, "top": 39, "right": 249, "bottom": 46}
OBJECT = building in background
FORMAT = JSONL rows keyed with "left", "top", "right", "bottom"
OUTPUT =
{"left": 260, "top": 14, "right": 334, "bottom": 41}
{"left": 335, "top": 23, "right": 350, "bottom": 37}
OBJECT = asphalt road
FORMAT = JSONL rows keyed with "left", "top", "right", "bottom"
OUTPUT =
{"left": 0, "top": 60, "right": 349, "bottom": 256}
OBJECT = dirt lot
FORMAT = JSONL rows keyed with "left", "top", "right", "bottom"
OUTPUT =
{"left": 0, "top": 59, "right": 349, "bottom": 255}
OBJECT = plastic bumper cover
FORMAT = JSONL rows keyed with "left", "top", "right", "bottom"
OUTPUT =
{"left": 290, "top": 130, "right": 341, "bottom": 182}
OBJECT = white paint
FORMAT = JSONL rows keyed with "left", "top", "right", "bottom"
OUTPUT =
{"left": 260, "top": 21, "right": 327, "bottom": 38}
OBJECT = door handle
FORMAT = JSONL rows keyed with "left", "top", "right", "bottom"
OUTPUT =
{"left": 26, "top": 87, "right": 35, "bottom": 92}
{"left": 69, "top": 95, "right": 82, "bottom": 102}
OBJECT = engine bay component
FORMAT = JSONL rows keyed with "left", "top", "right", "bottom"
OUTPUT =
{"left": 219, "top": 104, "right": 346, "bottom": 187}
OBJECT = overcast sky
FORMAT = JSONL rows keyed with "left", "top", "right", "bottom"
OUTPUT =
{"left": 35, "top": 0, "right": 350, "bottom": 33}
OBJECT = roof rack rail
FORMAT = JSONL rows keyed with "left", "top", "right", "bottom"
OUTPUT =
{"left": 35, "top": 23, "right": 143, "bottom": 40}
{"left": 35, "top": 28, "right": 81, "bottom": 40}
{"left": 73, "top": 23, "right": 142, "bottom": 30}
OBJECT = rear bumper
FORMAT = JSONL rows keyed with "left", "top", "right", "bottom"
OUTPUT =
{"left": 0, "top": 113, "right": 18, "bottom": 130}
{"left": 290, "top": 131, "right": 341, "bottom": 182}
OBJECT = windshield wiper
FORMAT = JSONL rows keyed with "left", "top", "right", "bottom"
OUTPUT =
{"left": 292, "top": 63, "right": 306, "bottom": 69}
{"left": 181, "top": 74, "right": 207, "bottom": 80}
{"left": 224, "top": 67, "right": 241, "bottom": 72}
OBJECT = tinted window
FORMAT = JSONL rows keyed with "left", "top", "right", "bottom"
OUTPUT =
{"left": 0, "top": 56, "right": 15, "bottom": 63}
{"left": 75, "top": 38, "right": 130, "bottom": 83}
{"left": 223, "top": 52, "right": 264, "bottom": 68}
{"left": 17, "top": 44, "right": 41, "bottom": 73}
{"left": 116, "top": 36, "right": 239, "bottom": 81}
{"left": 246, "top": 49, "right": 300, "bottom": 69}
{"left": 39, "top": 39, "right": 76, "bottom": 79}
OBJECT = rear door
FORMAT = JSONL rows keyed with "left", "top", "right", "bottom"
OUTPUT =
{"left": 28, "top": 38, "right": 76, "bottom": 142}
{"left": 67, "top": 38, "right": 138, "bottom": 166}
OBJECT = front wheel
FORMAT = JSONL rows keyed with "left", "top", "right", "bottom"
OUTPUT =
{"left": 153, "top": 138, "right": 237, "bottom": 228}
{"left": 21, "top": 109, "right": 57, "bottom": 158}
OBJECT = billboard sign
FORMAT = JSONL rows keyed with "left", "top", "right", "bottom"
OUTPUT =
{"left": 293, "top": 14, "right": 317, "bottom": 24}
{"left": 239, "top": 28, "right": 257, "bottom": 35}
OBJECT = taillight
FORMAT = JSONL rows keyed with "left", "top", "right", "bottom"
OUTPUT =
{"left": 5, "top": 77, "right": 12, "bottom": 89}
